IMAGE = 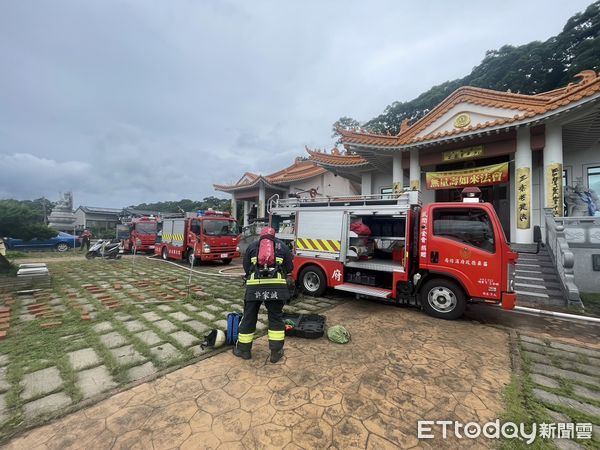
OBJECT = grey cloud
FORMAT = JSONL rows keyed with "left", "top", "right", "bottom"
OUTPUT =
{"left": 0, "top": 0, "right": 593, "bottom": 207}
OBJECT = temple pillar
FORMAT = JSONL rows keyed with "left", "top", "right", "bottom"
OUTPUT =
{"left": 243, "top": 201, "right": 250, "bottom": 227}
{"left": 230, "top": 197, "right": 237, "bottom": 220}
{"left": 543, "top": 123, "right": 564, "bottom": 216}
{"left": 361, "top": 172, "right": 372, "bottom": 196}
{"left": 392, "top": 154, "right": 403, "bottom": 194}
{"left": 409, "top": 148, "right": 420, "bottom": 190}
{"left": 513, "top": 127, "right": 533, "bottom": 243}
{"left": 258, "top": 184, "right": 266, "bottom": 218}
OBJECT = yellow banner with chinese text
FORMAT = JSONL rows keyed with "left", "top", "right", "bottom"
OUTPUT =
{"left": 425, "top": 162, "right": 509, "bottom": 190}
{"left": 516, "top": 167, "right": 531, "bottom": 229}
{"left": 545, "top": 163, "right": 563, "bottom": 216}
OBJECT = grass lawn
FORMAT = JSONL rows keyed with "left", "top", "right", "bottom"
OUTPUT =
{"left": 500, "top": 333, "right": 600, "bottom": 449}
{"left": 0, "top": 256, "right": 343, "bottom": 442}
{"left": 580, "top": 292, "right": 600, "bottom": 317}
{"left": 5, "top": 249, "right": 83, "bottom": 260}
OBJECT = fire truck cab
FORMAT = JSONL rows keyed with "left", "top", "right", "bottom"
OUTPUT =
{"left": 154, "top": 210, "right": 241, "bottom": 265}
{"left": 269, "top": 189, "right": 517, "bottom": 319}
{"left": 120, "top": 216, "right": 158, "bottom": 253}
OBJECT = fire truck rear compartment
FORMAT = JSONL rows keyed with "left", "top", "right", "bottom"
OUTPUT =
{"left": 347, "top": 215, "right": 406, "bottom": 270}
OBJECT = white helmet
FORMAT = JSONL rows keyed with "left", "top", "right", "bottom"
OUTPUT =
{"left": 214, "top": 329, "right": 226, "bottom": 348}
{"left": 201, "top": 329, "right": 226, "bottom": 350}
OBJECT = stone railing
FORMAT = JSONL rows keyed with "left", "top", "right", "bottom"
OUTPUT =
{"left": 553, "top": 215, "right": 600, "bottom": 247}
{"left": 543, "top": 208, "right": 583, "bottom": 307}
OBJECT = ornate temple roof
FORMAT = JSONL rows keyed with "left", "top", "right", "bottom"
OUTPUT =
{"left": 305, "top": 147, "right": 369, "bottom": 168}
{"left": 340, "top": 70, "right": 600, "bottom": 148}
{"left": 214, "top": 158, "right": 327, "bottom": 192}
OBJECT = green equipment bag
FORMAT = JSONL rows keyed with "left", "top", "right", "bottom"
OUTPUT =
{"left": 327, "top": 325, "right": 351, "bottom": 344}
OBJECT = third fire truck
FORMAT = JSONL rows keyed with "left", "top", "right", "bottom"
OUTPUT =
{"left": 155, "top": 210, "right": 241, "bottom": 265}
{"left": 269, "top": 188, "right": 519, "bottom": 320}
{"left": 120, "top": 216, "right": 158, "bottom": 254}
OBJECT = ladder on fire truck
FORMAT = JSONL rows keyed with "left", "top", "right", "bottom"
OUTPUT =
{"left": 267, "top": 190, "right": 421, "bottom": 212}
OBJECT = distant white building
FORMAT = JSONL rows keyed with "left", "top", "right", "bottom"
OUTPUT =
{"left": 74, "top": 206, "right": 122, "bottom": 230}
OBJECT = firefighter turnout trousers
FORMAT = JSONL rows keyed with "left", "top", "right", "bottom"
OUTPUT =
{"left": 237, "top": 300, "right": 285, "bottom": 351}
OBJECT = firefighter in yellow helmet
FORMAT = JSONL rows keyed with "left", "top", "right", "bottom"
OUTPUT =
{"left": 234, "top": 227, "right": 293, "bottom": 363}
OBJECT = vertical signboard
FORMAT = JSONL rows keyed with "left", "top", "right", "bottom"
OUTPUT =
{"left": 516, "top": 167, "right": 531, "bottom": 229}
{"left": 546, "top": 163, "right": 563, "bottom": 216}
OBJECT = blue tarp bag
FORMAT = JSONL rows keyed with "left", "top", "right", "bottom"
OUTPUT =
{"left": 226, "top": 312, "right": 242, "bottom": 345}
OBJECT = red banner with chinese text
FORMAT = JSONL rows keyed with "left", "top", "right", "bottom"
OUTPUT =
{"left": 425, "top": 162, "right": 509, "bottom": 190}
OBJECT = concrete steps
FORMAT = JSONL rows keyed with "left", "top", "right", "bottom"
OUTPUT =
{"left": 515, "top": 247, "right": 567, "bottom": 308}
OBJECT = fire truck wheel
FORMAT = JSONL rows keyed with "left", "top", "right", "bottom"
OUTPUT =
{"left": 420, "top": 278, "right": 466, "bottom": 320}
{"left": 299, "top": 266, "right": 327, "bottom": 297}
{"left": 161, "top": 247, "right": 169, "bottom": 260}
{"left": 222, "top": 258, "right": 232, "bottom": 265}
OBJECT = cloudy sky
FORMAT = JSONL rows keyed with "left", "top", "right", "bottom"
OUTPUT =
{"left": 0, "top": 0, "right": 593, "bottom": 207}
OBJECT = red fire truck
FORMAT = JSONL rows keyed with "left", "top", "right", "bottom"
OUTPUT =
{"left": 155, "top": 210, "right": 241, "bottom": 265}
{"left": 120, "top": 216, "right": 158, "bottom": 254}
{"left": 269, "top": 188, "right": 518, "bottom": 319}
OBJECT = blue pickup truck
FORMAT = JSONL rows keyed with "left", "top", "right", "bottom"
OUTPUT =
{"left": 3, "top": 232, "right": 81, "bottom": 252}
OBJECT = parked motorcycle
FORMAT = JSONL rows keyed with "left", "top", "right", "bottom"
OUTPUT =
{"left": 85, "top": 239, "right": 123, "bottom": 260}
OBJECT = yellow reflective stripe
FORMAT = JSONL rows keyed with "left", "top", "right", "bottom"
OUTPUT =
{"left": 268, "top": 330, "right": 285, "bottom": 341}
{"left": 295, "top": 238, "right": 340, "bottom": 253}
{"left": 321, "top": 240, "right": 334, "bottom": 252}
{"left": 276, "top": 257, "right": 283, "bottom": 264}
{"left": 238, "top": 333, "right": 254, "bottom": 343}
{"left": 246, "top": 278, "right": 287, "bottom": 285}
{"left": 250, "top": 257, "right": 257, "bottom": 263}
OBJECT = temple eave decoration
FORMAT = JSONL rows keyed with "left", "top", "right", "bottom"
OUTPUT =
{"left": 339, "top": 70, "right": 600, "bottom": 148}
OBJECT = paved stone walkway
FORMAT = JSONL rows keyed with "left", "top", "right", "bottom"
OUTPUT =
{"left": 519, "top": 334, "right": 600, "bottom": 448}
{"left": 5, "top": 301, "right": 511, "bottom": 449}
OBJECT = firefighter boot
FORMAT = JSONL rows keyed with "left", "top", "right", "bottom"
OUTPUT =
{"left": 233, "top": 342, "right": 252, "bottom": 360}
{"left": 270, "top": 349, "right": 284, "bottom": 363}
{"left": 233, "top": 347, "right": 251, "bottom": 360}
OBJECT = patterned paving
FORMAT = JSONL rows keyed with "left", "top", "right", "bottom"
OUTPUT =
{"left": 4, "top": 300, "right": 512, "bottom": 449}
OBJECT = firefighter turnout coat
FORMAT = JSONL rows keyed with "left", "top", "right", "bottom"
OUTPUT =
{"left": 243, "top": 238, "right": 294, "bottom": 303}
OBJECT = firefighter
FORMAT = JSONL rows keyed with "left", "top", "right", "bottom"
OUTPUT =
{"left": 234, "top": 227, "right": 293, "bottom": 363}
{"left": 80, "top": 229, "right": 92, "bottom": 251}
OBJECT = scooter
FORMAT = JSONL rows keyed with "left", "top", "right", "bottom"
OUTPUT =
{"left": 86, "top": 239, "right": 123, "bottom": 260}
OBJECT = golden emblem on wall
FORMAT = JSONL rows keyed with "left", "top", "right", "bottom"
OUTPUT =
{"left": 454, "top": 113, "right": 471, "bottom": 128}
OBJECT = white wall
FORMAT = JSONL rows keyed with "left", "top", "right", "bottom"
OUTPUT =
{"left": 74, "top": 209, "right": 86, "bottom": 228}
{"left": 563, "top": 142, "right": 600, "bottom": 188}
{"left": 287, "top": 172, "right": 358, "bottom": 197}
{"left": 372, "top": 170, "right": 409, "bottom": 193}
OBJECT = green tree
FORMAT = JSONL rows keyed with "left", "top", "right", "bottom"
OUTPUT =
{"left": 127, "top": 197, "right": 231, "bottom": 214}
{"left": 359, "top": 1, "right": 600, "bottom": 135}
{"left": 0, "top": 200, "right": 57, "bottom": 271}
{"left": 331, "top": 117, "right": 361, "bottom": 144}
{"left": 0, "top": 200, "right": 56, "bottom": 241}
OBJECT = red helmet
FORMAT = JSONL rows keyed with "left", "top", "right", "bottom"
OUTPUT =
{"left": 260, "top": 227, "right": 276, "bottom": 237}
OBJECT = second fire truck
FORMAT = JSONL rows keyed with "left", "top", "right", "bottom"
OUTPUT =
{"left": 269, "top": 188, "right": 520, "bottom": 320}
{"left": 120, "top": 216, "right": 158, "bottom": 254}
{"left": 155, "top": 210, "right": 241, "bottom": 265}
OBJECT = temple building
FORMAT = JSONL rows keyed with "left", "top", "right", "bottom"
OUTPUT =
{"left": 214, "top": 157, "right": 359, "bottom": 226}
{"left": 309, "top": 70, "right": 600, "bottom": 245}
